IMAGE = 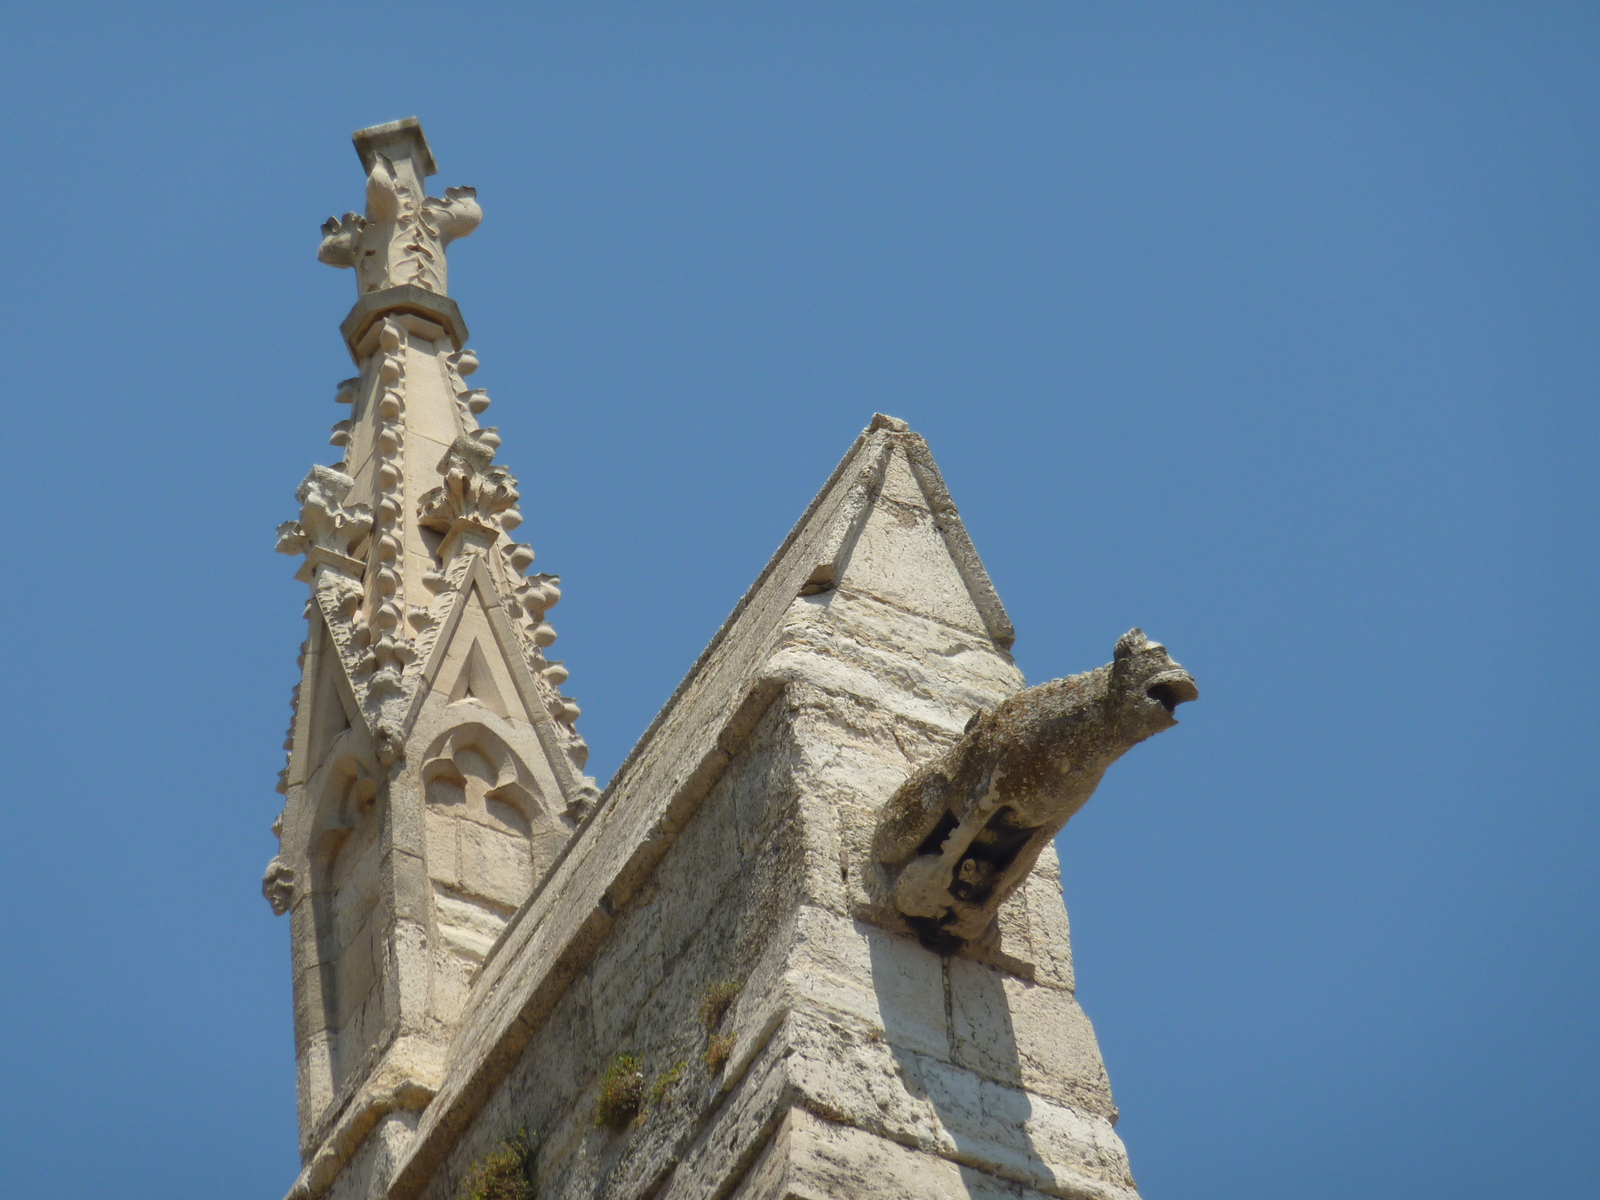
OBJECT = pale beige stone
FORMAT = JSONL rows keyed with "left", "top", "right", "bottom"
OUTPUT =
{"left": 271, "top": 121, "right": 1191, "bottom": 1200}
{"left": 788, "top": 905, "right": 949, "bottom": 1060}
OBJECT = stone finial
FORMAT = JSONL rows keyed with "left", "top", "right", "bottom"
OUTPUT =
{"left": 317, "top": 118, "right": 481, "bottom": 297}
{"left": 276, "top": 464, "right": 373, "bottom": 579}
{"left": 874, "top": 628, "right": 1198, "bottom": 952}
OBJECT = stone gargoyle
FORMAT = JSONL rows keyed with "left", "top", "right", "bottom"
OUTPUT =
{"left": 873, "top": 628, "right": 1198, "bottom": 952}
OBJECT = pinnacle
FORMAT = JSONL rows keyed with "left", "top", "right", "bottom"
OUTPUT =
{"left": 274, "top": 122, "right": 595, "bottom": 809}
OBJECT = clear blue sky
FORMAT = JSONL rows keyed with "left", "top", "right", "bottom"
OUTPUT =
{"left": 1, "top": 4, "right": 1594, "bottom": 1197}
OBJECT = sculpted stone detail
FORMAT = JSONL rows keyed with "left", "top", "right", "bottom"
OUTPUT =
{"left": 366, "top": 319, "right": 413, "bottom": 697}
{"left": 276, "top": 465, "right": 373, "bottom": 568}
{"left": 373, "top": 720, "right": 406, "bottom": 770}
{"left": 265, "top": 123, "right": 615, "bottom": 1178}
{"left": 874, "top": 629, "right": 1198, "bottom": 952}
{"left": 417, "top": 430, "right": 523, "bottom": 548}
{"left": 318, "top": 159, "right": 480, "bottom": 296}
{"left": 263, "top": 856, "right": 296, "bottom": 916}
{"left": 444, "top": 349, "right": 491, "bottom": 424}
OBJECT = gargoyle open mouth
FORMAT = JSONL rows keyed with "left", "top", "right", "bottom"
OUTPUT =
{"left": 1146, "top": 671, "right": 1199, "bottom": 716}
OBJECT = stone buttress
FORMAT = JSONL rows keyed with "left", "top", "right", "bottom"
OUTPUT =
{"left": 378, "top": 417, "right": 1154, "bottom": 1200}
{"left": 267, "top": 119, "right": 598, "bottom": 1196}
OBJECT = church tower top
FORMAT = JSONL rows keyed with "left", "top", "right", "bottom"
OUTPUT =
{"left": 267, "top": 121, "right": 596, "bottom": 1169}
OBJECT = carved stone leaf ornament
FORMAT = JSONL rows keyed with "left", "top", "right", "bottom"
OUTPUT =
{"left": 418, "top": 431, "right": 522, "bottom": 536}
{"left": 275, "top": 464, "right": 373, "bottom": 561}
{"left": 317, "top": 154, "right": 481, "bottom": 296}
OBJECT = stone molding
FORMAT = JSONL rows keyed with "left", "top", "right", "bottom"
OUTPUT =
{"left": 339, "top": 285, "right": 468, "bottom": 363}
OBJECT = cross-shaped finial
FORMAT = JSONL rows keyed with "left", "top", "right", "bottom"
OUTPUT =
{"left": 317, "top": 118, "right": 481, "bottom": 297}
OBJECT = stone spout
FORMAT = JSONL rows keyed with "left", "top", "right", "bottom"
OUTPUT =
{"left": 873, "top": 628, "right": 1198, "bottom": 952}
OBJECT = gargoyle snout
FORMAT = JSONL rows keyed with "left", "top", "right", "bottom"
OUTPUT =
{"left": 1145, "top": 670, "right": 1199, "bottom": 716}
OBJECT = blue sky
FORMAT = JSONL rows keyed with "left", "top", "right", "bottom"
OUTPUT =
{"left": 0, "top": 4, "right": 1595, "bottom": 1197}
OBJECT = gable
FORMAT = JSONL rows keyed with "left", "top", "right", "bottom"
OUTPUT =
{"left": 415, "top": 563, "right": 538, "bottom": 726}
{"left": 439, "top": 626, "right": 515, "bottom": 721}
{"left": 386, "top": 415, "right": 1021, "bottom": 1197}
{"left": 833, "top": 444, "right": 994, "bottom": 637}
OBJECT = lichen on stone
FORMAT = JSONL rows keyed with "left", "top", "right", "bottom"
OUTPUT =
{"left": 593, "top": 1054, "right": 646, "bottom": 1129}
{"left": 457, "top": 1129, "right": 535, "bottom": 1200}
{"left": 698, "top": 981, "right": 741, "bottom": 1031}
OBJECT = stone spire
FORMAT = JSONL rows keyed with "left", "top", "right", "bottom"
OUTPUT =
{"left": 266, "top": 119, "right": 596, "bottom": 1178}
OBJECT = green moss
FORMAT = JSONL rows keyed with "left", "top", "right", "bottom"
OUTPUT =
{"left": 594, "top": 1053, "right": 646, "bottom": 1129}
{"left": 698, "top": 980, "right": 742, "bottom": 1031}
{"left": 703, "top": 1033, "right": 736, "bottom": 1073}
{"left": 649, "top": 1060, "right": 687, "bottom": 1108}
{"left": 458, "top": 1129, "right": 535, "bottom": 1200}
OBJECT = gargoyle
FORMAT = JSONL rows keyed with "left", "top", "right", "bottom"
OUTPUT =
{"left": 873, "top": 628, "right": 1198, "bottom": 952}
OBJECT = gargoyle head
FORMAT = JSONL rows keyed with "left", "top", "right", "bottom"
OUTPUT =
{"left": 1110, "top": 628, "right": 1199, "bottom": 737}
{"left": 262, "top": 856, "right": 295, "bottom": 917}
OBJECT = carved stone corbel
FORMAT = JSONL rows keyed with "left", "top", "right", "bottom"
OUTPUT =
{"left": 874, "top": 629, "right": 1198, "bottom": 952}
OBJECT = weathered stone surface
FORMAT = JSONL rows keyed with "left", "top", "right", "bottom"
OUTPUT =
{"left": 272, "top": 124, "right": 1193, "bottom": 1200}
{"left": 734, "top": 1107, "right": 1072, "bottom": 1200}
{"left": 273, "top": 121, "right": 596, "bottom": 1197}
{"left": 373, "top": 413, "right": 1149, "bottom": 1200}
{"left": 875, "top": 628, "right": 1198, "bottom": 950}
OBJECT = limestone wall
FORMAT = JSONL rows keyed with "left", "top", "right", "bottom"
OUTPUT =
{"left": 413, "top": 669, "right": 1135, "bottom": 1200}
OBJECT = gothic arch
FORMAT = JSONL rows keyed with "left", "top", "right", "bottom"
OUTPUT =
{"left": 304, "top": 749, "right": 386, "bottom": 1103}
{"left": 418, "top": 721, "right": 568, "bottom": 1020}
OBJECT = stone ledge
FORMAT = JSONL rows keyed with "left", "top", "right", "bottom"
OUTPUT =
{"left": 340, "top": 285, "right": 468, "bottom": 362}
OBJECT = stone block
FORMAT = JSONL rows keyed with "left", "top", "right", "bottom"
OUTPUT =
{"left": 429, "top": 951, "right": 473, "bottom": 1026}
{"left": 1019, "top": 1094, "right": 1138, "bottom": 1196}
{"left": 432, "top": 890, "right": 507, "bottom": 961}
{"left": 949, "top": 953, "right": 1114, "bottom": 1117}
{"left": 835, "top": 449, "right": 992, "bottom": 636}
{"left": 422, "top": 807, "right": 459, "bottom": 890}
{"left": 456, "top": 821, "right": 531, "bottom": 910}
{"left": 1023, "top": 848, "right": 1076, "bottom": 992}
{"left": 734, "top": 1106, "right": 1068, "bottom": 1200}
{"left": 656, "top": 759, "right": 743, "bottom": 962}
{"left": 788, "top": 905, "right": 949, "bottom": 1060}
{"left": 731, "top": 700, "right": 803, "bottom": 858}
{"left": 948, "top": 954, "right": 1026, "bottom": 1088}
